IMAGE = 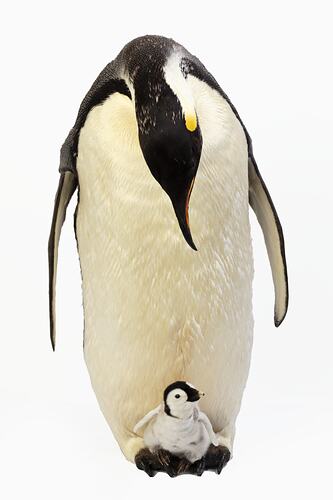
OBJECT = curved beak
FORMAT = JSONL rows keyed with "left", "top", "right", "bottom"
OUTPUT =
{"left": 170, "top": 177, "right": 197, "bottom": 251}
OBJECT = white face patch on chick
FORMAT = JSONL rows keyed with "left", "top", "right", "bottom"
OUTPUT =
{"left": 164, "top": 382, "right": 204, "bottom": 419}
{"left": 166, "top": 388, "right": 188, "bottom": 415}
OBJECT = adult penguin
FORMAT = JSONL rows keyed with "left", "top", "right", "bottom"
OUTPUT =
{"left": 49, "top": 35, "right": 288, "bottom": 476}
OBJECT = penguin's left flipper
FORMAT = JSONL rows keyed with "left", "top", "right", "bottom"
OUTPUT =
{"left": 198, "top": 411, "right": 219, "bottom": 446}
{"left": 248, "top": 156, "right": 289, "bottom": 326}
{"left": 183, "top": 56, "right": 288, "bottom": 326}
{"left": 48, "top": 171, "right": 77, "bottom": 350}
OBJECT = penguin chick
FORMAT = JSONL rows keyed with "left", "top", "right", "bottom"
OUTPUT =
{"left": 133, "top": 381, "right": 218, "bottom": 464}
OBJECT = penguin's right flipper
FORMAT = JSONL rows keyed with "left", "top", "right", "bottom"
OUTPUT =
{"left": 248, "top": 156, "right": 288, "bottom": 326}
{"left": 48, "top": 62, "right": 131, "bottom": 351}
{"left": 133, "top": 404, "right": 162, "bottom": 433}
{"left": 48, "top": 172, "right": 78, "bottom": 350}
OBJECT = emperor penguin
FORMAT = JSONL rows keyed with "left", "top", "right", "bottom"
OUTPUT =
{"left": 49, "top": 35, "right": 288, "bottom": 476}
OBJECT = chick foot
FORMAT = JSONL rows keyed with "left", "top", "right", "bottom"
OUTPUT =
{"left": 156, "top": 449, "right": 177, "bottom": 477}
{"left": 135, "top": 448, "right": 159, "bottom": 477}
{"left": 135, "top": 446, "right": 229, "bottom": 477}
{"left": 204, "top": 444, "right": 231, "bottom": 474}
{"left": 135, "top": 448, "right": 177, "bottom": 477}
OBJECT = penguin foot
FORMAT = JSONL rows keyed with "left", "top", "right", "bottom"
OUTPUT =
{"left": 155, "top": 452, "right": 206, "bottom": 477}
{"left": 156, "top": 449, "right": 177, "bottom": 477}
{"left": 204, "top": 444, "right": 231, "bottom": 474}
{"left": 176, "top": 457, "right": 191, "bottom": 475}
{"left": 188, "top": 456, "right": 206, "bottom": 476}
{"left": 135, "top": 448, "right": 159, "bottom": 477}
{"left": 134, "top": 448, "right": 177, "bottom": 477}
{"left": 135, "top": 446, "right": 229, "bottom": 477}
{"left": 170, "top": 456, "right": 205, "bottom": 476}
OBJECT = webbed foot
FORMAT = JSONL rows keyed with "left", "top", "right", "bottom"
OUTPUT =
{"left": 135, "top": 445, "right": 230, "bottom": 477}
{"left": 204, "top": 444, "right": 231, "bottom": 474}
{"left": 189, "top": 456, "right": 206, "bottom": 476}
{"left": 176, "top": 457, "right": 191, "bottom": 475}
{"left": 156, "top": 449, "right": 177, "bottom": 477}
{"left": 135, "top": 448, "right": 159, "bottom": 477}
{"left": 173, "top": 446, "right": 230, "bottom": 476}
{"left": 135, "top": 448, "right": 177, "bottom": 477}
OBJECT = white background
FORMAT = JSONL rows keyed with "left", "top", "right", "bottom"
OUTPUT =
{"left": 1, "top": 1, "right": 332, "bottom": 498}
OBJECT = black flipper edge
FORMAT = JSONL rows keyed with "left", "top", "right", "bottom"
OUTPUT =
{"left": 48, "top": 172, "right": 78, "bottom": 349}
{"left": 248, "top": 156, "right": 289, "bottom": 326}
{"left": 181, "top": 53, "right": 289, "bottom": 326}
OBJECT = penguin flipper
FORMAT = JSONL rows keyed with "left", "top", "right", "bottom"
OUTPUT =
{"left": 198, "top": 411, "right": 218, "bottom": 446}
{"left": 248, "top": 156, "right": 288, "bottom": 326}
{"left": 48, "top": 172, "right": 78, "bottom": 350}
{"left": 181, "top": 54, "right": 288, "bottom": 325}
{"left": 133, "top": 404, "right": 162, "bottom": 434}
{"left": 48, "top": 62, "right": 130, "bottom": 349}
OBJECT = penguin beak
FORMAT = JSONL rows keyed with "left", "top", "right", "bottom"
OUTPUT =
{"left": 170, "top": 176, "right": 197, "bottom": 251}
{"left": 187, "top": 388, "right": 203, "bottom": 402}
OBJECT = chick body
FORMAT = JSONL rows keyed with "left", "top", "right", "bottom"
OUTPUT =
{"left": 144, "top": 406, "right": 212, "bottom": 463}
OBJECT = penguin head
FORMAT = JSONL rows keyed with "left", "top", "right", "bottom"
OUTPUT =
{"left": 129, "top": 55, "right": 202, "bottom": 251}
{"left": 163, "top": 381, "right": 204, "bottom": 419}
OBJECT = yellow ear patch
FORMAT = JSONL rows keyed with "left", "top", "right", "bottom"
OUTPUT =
{"left": 185, "top": 114, "right": 197, "bottom": 132}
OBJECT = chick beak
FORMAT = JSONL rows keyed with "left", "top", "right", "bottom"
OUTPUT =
{"left": 170, "top": 177, "right": 197, "bottom": 251}
{"left": 187, "top": 388, "right": 204, "bottom": 402}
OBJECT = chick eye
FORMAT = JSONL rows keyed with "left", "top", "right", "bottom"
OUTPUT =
{"left": 175, "top": 394, "right": 181, "bottom": 399}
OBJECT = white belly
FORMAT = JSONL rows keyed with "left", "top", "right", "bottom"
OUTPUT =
{"left": 75, "top": 78, "right": 254, "bottom": 449}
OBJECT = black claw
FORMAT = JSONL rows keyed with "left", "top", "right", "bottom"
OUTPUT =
{"left": 193, "top": 457, "right": 206, "bottom": 476}
{"left": 166, "top": 468, "right": 177, "bottom": 478}
{"left": 135, "top": 448, "right": 159, "bottom": 477}
{"left": 157, "top": 449, "right": 178, "bottom": 477}
{"left": 156, "top": 449, "right": 170, "bottom": 467}
{"left": 205, "top": 444, "right": 231, "bottom": 474}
